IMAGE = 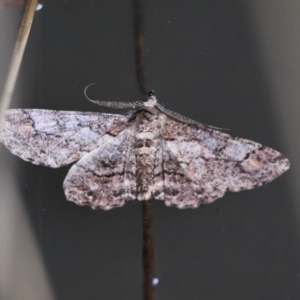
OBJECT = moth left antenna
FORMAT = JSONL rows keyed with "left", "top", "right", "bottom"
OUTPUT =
{"left": 84, "top": 83, "right": 144, "bottom": 109}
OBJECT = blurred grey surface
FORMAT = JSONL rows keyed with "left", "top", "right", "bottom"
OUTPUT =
{"left": 0, "top": 4, "right": 54, "bottom": 300}
{"left": 0, "top": 1, "right": 299, "bottom": 299}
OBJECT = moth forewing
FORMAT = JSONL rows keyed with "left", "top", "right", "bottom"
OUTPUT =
{"left": 0, "top": 93, "right": 290, "bottom": 209}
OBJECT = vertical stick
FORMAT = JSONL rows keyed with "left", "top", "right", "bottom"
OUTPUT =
{"left": 133, "top": 1, "right": 155, "bottom": 299}
{"left": 133, "top": 0, "right": 149, "bottom": 95}
{"left": 142, "top": 200, "right": 154, "bottom": 300}
{"left": 0, "top": 0, "right": 38, "bottom": 122}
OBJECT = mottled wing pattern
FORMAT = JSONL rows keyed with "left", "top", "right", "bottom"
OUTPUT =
{"left": 154, "top": 117, "right": 290, "bottom": 209}
{"left": 0, "top": 109, "right": 128, "bottom": 167}
{"left": 63, "top": 128, "right": 136, "bottom": 210}
{"left": 153, "top": 138, "right": 200, "bottom": 208}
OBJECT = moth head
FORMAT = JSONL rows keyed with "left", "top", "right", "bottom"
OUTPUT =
{"left": 144, "top": 90, "right": 157, "bottom": 108}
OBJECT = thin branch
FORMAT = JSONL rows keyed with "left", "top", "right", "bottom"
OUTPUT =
{"left": 142, "top": 200, "right": 155, "bottom": 300}
{"left": 0, "top": 0, "right": 38, "bottom": 122}
{"left": 133, "top": 2, "right": 155, "bottom": 299}
{"left": 133, "top": 0, "right": 149, "bottom": 95}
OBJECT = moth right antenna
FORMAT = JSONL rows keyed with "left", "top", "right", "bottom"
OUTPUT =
{"left": 84, "top": 83, "right": 144, "bottom": 109}
{"left": 84, "top": 83, "right": 97, "bottom": 102}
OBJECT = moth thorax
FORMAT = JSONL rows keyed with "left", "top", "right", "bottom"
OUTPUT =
{"left": 136, "top": 132, "right": 155, "bottom": 139}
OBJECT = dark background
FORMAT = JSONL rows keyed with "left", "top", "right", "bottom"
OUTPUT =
{"left": 1, "top": 1, "right": 299, "bottom": 299}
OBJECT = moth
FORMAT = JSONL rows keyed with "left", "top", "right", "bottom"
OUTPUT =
{"left": 0, "top": 88, "right": 290, "bottom": 210}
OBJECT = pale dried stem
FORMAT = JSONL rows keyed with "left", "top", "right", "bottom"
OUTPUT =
{"left": 0, "top": 0, "right": 38, "bottom": 123}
